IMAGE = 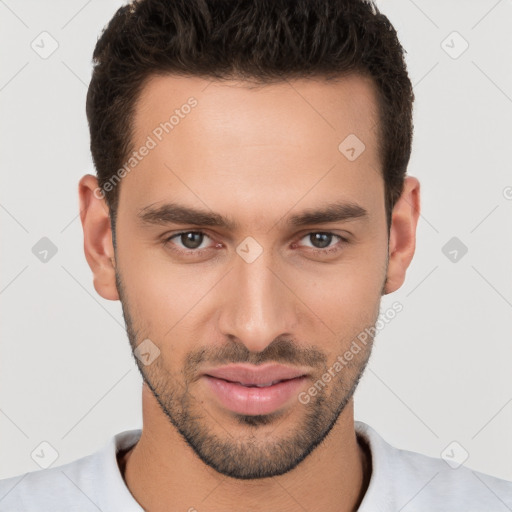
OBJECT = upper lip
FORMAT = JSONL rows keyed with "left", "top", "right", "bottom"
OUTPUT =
{"left": 203, "top": 363, "right": 309, "bottom": 386}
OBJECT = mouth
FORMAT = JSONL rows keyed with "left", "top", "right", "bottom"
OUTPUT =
{"left": 201, "top": 364, "right": 310, "bottom": 416}
{"left": 202, "top": 362, "right": 309, "bottom": 386}
{"left": 208, "top": 377, "right": 293, "bottom": 388}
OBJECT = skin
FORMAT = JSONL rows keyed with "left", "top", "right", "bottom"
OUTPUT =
{"left": 79, "top": 73, "right": 420, "bottom": 512}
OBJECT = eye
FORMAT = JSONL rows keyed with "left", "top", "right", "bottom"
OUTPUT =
{"left": 296, "top": 232, "right": 348, "bottom": 254}
{"left": 164, "top": 231, "right": 214, "bottom": 252}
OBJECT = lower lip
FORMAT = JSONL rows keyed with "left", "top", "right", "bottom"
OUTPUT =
{"left": 203, "top": 375, "right": 308, "bottom": 416}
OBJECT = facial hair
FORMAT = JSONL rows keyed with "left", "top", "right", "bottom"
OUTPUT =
{"left": 115, "top": 268, "right": 383, "bottom": 480}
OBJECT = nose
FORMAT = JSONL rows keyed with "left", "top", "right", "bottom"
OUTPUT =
{"left": 217, "top": 247, "right": 300, "bottom": 353}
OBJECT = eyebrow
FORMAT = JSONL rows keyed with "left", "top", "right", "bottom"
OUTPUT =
{"left": 137, "top": 200, "right": 369, "bottom": 230}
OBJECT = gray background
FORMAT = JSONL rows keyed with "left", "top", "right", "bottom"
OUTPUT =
{"left": 1, "top": 0, "right": 511, "bottom": 483}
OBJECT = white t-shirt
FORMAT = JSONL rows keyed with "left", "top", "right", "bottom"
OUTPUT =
{"left": 1, "top": 421, "right": 511, "bottom": 511}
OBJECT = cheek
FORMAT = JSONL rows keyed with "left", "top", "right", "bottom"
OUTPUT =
{"left": 119, "top": 246, "right": 221, "bottom": 347}
{"left": 292, "top": 248, "right": 385, "bottom": 345}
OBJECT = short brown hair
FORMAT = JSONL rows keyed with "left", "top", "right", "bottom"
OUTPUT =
{"left": 86, "top": 0, "right": 414, "bottom": 232}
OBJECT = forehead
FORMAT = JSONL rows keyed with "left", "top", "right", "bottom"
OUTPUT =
{"left": 121, "top": 73, "right": 383, "bottom": 226}
{"left": 133, "top": 73, "right": 379, "bottom": 147}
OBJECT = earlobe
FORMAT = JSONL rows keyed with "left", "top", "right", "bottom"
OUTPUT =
{"left": 383, "top": 176, "right": 421, "bottom": 295}
{"left": 78, "top": 174, "right": 120, "bottom": 301}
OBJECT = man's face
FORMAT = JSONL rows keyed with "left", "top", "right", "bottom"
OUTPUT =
{"left": 114, "top": 74, "right": 388, "bottom": 479}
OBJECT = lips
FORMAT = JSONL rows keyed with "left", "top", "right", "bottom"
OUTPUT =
{"left": 201, "top": 363, "right": 310, "bottom": 415}
{"left": 203, "top": 363, "right": 308, "bottom": 387}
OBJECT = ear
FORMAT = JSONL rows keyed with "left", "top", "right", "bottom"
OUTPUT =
{"left": 383, "top": 176, "right": 421, "bottom": 295}
{"left": 78, "top": 174, "right": 119, "bottom": 301}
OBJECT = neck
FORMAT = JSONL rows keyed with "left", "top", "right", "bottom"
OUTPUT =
{"left": 119, "top": 386, "right": 371, "bottom": 512}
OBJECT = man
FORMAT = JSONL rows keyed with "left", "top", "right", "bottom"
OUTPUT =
{"left": 1, "top": 0, "right": 511, "bottom": 510}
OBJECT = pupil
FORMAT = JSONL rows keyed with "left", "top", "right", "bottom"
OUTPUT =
{"left": 311, "top": 233, "right": 331, "bottom": 249}
{"left": 182, "top": 232, "right": 203, "bottom": 249}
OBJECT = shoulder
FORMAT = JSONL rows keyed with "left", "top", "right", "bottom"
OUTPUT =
{"left": 0, "top": 451, "right": 102, "bottom": 512}
{"left": 0, "top": 429, "right": 142, "bottom": 512}
{"left": 355, "top": 421, "right": 512, "bottom": 511}
{"left": 389, "top": 444, "right": 512, "bottom": 510}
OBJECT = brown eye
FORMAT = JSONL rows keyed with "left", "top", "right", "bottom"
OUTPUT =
{"left": 308, "top": 232, "right": 334, "bottom": 249}
{"left": 179, "top": 232, "right": 204, "bottom": 249}
{"left": 164, "top": 231, "right": 212, "bottom": 251}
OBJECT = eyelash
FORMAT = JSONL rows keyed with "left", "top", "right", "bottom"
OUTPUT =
{"left": 162, "top": 231, "right": 349, "bottom": 257}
